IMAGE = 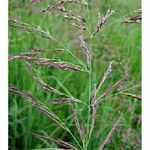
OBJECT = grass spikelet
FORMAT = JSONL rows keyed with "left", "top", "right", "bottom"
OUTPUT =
{"left": 41, "top": 0, "right": 79, "bottom": 13}
{"left": 9, "top": 49, "right": 65, "bottom": 62}
{"left": 123, "top": 15, "right": 141, "bottom": 24}
{"left": 97, "top": 64, "right": 129, "bottom": 101}
{"left": 9, "top": 18, "right": 53, "bottom": 39}
{"left": 9, "top": 87, "right": 37, "bottom": 102}
{"left": 77, "top": 35, "right": 91, "bottom": 66}
{"left": 123, "top": 9, "right": 141, "bottom": 23}
{"left": 35, "top": 59, "right": 86, "bottom": 71}
{"left": 32, "top": 133, "right": 79, "bottom": 150}
{"left": 9, "top": 18, "right": 87, "bottom": 69}
{"left": 93, "top": 9, "right": 115, "bottom": 36}
{"left": 42, "top": 1, "right": 87, "bottom": 30}
{"left": 9, "top": 53, "right": 39, "bottom": 61}
{"left": 97, "top": 61, "right": 113, "bottom": 93}
{"left": 49, "top": 98, "right": 81, "bottom": 105}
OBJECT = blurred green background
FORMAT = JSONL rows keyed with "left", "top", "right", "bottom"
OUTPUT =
{"left": 9, "top": 0, "right": 141, "bottom": 149}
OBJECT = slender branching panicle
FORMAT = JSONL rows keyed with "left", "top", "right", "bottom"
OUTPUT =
{"left": 35, "top": 59, "right": 86, "bottom": 71}
{"left": 9, "top": 18, "right": 54, "bottom": 39}
{"left": 9, "top": 87, "right": 66, "bottom": 129}
{"left": 97, "top": 65, "right": 129, "bottom": 101}
{"left": 93, "top": 9, "right": 115, "bottom": 36}
{"left": 9, "top": 52, "right": 39, "bottom": 61}
{"left": 9, "top": 0, "right": 141, "bottom": 149}
{"left": 97, "top": 61, "right": 113, "bottom": 93}
{"left": 9, "top": 87, "right": 84, "bottom": 149}
{"left": 41, "top": 0, "right": 79, "bottom": 13}
{"left": 77, "top": 35, "right": 92, "bottom": 66}
{"left": 9, "top": 87, "right": 37, "bottom": 102}
{"left": 123, "top": 9, "right": 142, "bottom": 23}
{"left": 42, "top": 1, "right": 87, "bottom": 30}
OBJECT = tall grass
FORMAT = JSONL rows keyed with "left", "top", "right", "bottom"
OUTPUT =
{"left": 9, "top": 0, "right": 141, "bottom": 149}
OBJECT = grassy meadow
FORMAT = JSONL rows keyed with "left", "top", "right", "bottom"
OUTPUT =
{"left": 9, "top": 0, "right": 141, "bottom": 149}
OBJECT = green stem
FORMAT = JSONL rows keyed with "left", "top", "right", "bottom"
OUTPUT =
{"left": 84, "top": 2, "right": 93, "bottom": 149}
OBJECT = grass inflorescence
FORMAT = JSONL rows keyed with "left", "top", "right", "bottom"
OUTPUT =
{"left": 9, "top": 0, "right": 141, "bottom": 149}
